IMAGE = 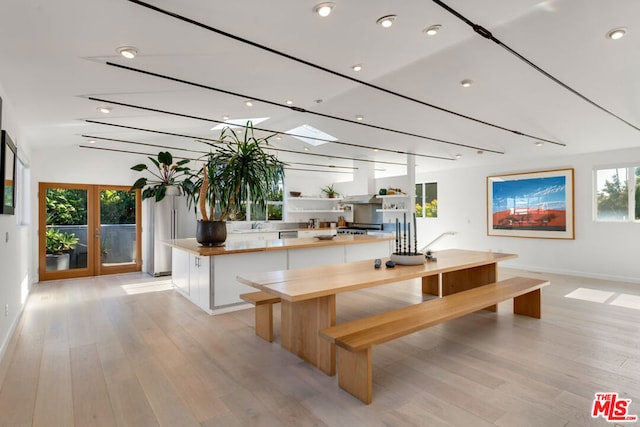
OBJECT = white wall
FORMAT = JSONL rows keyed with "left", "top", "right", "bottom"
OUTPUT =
{"left": 0, "top": 87, "right": 32, "bottom": 361}
{"left": 416, "top": 147, "right": 640, "bottom": 283}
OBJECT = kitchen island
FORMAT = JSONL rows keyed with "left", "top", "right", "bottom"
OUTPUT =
{"left": 165, "top": 235, "right": 393, "bottom": 313}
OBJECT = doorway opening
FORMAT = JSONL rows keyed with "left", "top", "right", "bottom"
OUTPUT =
{"left": 38, "top": 182, "right": 141, "bottom": 281}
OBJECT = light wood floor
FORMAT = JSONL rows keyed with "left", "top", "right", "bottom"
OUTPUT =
{"left": 1, "top": 268, "right": 639, "bottom": 426}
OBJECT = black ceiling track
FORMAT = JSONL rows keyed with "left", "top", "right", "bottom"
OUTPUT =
{"left": 82, "top": 128, "right": 407, "bottom": 166}
{"left": 126, "top": 0, "right": 565, "bottom": 146}
{"left": 432, "top": 0, "right": 640, "bottom": 133}
{"left": 79, "top": 144, "right": 355, "bottom": 174}
{"left": 86, "top": 96, "right": 456, "bottom": 161}
{"left": 106, "top": 61, "right": 505, "bottom": 154}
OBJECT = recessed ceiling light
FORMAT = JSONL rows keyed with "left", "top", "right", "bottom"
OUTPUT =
{"left": 314, "top": 99, "right": 324, "bottom": 104}
{"left": 376, "top": 15, "right": 396, "bottom": 28}
{"left": 534, "top": 141, "right": 545, "bottom": 147}
{"left": 244, "top": 100, "right": 254, "bottom": 107}
{"left": 304, "top": 147, "right": 310, "bottom": 151}
{"left": 352, "top": 64, "right": 363, "bottom": 72}
{"left": 373, "top": 148, "right": 379, "bottom": 152}
{"left": 88, "top": 140, "right": 96, "bottom": 144}
{"left": 460, "top": 79, "right": 474, "bottom": 88}
{"left": 455, "top": 154, "right": 462, "bottom": 159}
{"left": 606, "top": 27, "right": 627, "bottom": 40}
{"left": 116, "top": 46, "right": 138, "bottom": 59}
{"left": 356, "top": 115, "right": 364, "bottom": 121}
{"left": 477, "top": 150, "right": 484, "bottom": 155}
{"left": 223, "top": 114, "right": 230, "bottom": 120}
{"left": 286, "top": 99, "right": 293, "bottom": 105}
{"left": 313, "top": 2, "right": 334, "bottom": 17}
{"left": 276, "top": 134, "right": 282, "bottom": 140}
{"left": 423, "top": 24, "right": 442, "bottom": 36}
{"left": 97, "top": 106, "right": 112, "bottom": 114}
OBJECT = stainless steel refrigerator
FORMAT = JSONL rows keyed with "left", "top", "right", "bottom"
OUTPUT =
{"left": 142, "top": 195, "right": 196, "bottom": 276}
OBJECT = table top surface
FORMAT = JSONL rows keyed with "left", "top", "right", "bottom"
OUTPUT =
{"left": 164, "top": 234, "right": 393, "bottom": 256}
{"left": 236, "top": 249, "right": 517, "bottom": 302}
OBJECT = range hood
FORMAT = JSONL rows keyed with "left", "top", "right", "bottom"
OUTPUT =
{"left": 341, "top": 194, "right": 381, "bottom": 204}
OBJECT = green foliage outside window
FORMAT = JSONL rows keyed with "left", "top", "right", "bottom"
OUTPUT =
{"left": 100, "top": 190, "right": 136, "bottom": 224}
{"left": 46, "top": 189, "right": 87, "bottom": 225}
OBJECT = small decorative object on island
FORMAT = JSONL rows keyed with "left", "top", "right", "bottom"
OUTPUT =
{"left": 390, "top": 213, "right": 425, "bottom": 265}
{"left": 321, "top": 184, "right": 339, "bottom": 198}
{"left": 184, "top": 121, "right": 286, "bottom": 246}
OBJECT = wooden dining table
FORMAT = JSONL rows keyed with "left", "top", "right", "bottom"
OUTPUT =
{"left": 236, "top": 249, "right": 517, "bottom": 375}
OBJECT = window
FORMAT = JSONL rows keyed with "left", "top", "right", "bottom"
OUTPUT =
{"left": 594, "top": 165, "right": 639, "bottom": 221}
{"left": 233, "top": 180, "right": 284, "bottom": 221}
{"left": 415, "top": 182, "right": 438, "bottom": 218}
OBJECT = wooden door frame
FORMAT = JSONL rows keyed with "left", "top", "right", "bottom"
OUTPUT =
{"left": 38, "top": 182, "right": 141, "bottom": 281}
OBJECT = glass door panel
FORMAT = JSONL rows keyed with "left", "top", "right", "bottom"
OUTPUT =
{"left": 97, "top": 187, "right": 141, "bottom": 274}
{"left": 39, "top": 183, "right": 93, "bottom": 280}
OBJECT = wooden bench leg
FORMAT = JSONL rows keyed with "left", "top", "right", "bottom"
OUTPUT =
{"left": 255, "top": 304, "right": 274, "bottom": 342}
{"left": 337, "top": 347, "right": 372, "bottom": 404}
{"left": 514, "top": 289, "right": 541, "bottom": 318}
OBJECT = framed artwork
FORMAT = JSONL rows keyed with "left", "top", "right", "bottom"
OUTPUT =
{"left": 1, "top": 130, "right": 17, "bottom": 215}
{"left": 487, "top": 168, "right": 574, "bottom": 239}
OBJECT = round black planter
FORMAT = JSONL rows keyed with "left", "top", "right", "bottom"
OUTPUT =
{"left": 196, "top": 220, "right": 227, "bottom": 246}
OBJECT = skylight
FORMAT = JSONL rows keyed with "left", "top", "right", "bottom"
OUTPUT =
{"left": 211, "top": 117, "right": 269, "bottom": 131}
{"left": 286, "top": 124, "right": 337, "bottom": 146}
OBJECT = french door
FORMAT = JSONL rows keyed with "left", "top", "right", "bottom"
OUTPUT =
{"left": 38, "top": 182, "right": 141, "bottom": 281}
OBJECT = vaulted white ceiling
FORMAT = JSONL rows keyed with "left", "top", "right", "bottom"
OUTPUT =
{"left": 0, "top": 0, "right": 638, "bottom": 175}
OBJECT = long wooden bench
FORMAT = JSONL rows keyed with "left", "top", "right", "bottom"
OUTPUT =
{"left": 240, "top": 291, "right": 281, "bottom": 342}
{"left": 319, "top": 276, "right": 550, "bottom": 404}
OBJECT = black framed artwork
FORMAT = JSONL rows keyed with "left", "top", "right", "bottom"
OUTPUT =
{"left": 1, "top": 130, "right": 17, "bottom": 215}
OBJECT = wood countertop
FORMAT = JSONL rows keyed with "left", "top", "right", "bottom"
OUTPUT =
{"left": 164, "top": 234, "right": 393, "bottom": 256}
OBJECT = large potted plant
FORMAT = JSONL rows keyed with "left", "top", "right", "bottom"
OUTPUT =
{"left": 45, "top": 228, "right": 79, "bottom": 271}
{"left": 130, "top": 151, "right": 191, "bottom": 201}
{"left": 185, "top": 121, "right": 285, "bottom": 246}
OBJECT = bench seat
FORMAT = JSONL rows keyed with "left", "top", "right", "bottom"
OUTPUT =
{"left": 240, "top": 291, "right": 281, "bottom": 342}
{"left": 320, "top": 276, "right": 549, "bottom": 403}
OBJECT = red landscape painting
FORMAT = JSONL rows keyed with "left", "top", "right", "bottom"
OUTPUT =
{"left": 492, "top": 207, "right": 566, "bottom": 231}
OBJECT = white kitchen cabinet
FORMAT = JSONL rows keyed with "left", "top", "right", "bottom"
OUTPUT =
{"left": 171, "top": 247, "right": 190, "bottom": 295}
{"left": 171, "top": 250, "right": 211, "bottom": 312}
{"left": 226, "top": 231, "right": 280, "bottom": 241}
{"left": 190, "top": 255, "right": 210, "bottom": 311}
{"left": 211, "top": 250, "right": 287, "bottom": 307}
{"left": 297, "top": 229, "right": 336, "bottom": 238}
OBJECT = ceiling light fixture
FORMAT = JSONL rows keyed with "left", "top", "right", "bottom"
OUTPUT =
{"left": 373, "top": 148, "right": 379, "bottom": 152}
{"left": 455, "top": 154, "right": 461, "bottom": 159}
{"left": 460, "top": 79, "right": 473, "bottom": 88}
{"left": 116, "top": 46, "right": 138, "bottom": 59}
{"left": 313, "top": 2, "right": 334, "bottom": 17}
{"left": 606, "top": 27, "right": 627, "bottom": 40}
{"left": 423, "top": 24, "right": 442, "bottom": 36}
{"left": 97, "top": 106, "right": 112, "bottom": 114}
{"left": 356, "top": 115, "right": 364, "bottom": 121}
{"left": 376, "top": 15, "right": 396, "bottom": 28}
{"left": 351, "top": 64, "right": 362, "bottom": 72}
{"left": 286, "top": 99, "right": 293, "bottom": 105}
{"left": 223, "top": 114, "right": 230, "bottom": 120}
{"left": 244, "top": 100, "right": 254, "bottom": 107}
{"left": 88, "top": 140, "right": 97, "bottom": 144}
{"left": 535, "top": 141, "right": 545, "bottom": 147}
